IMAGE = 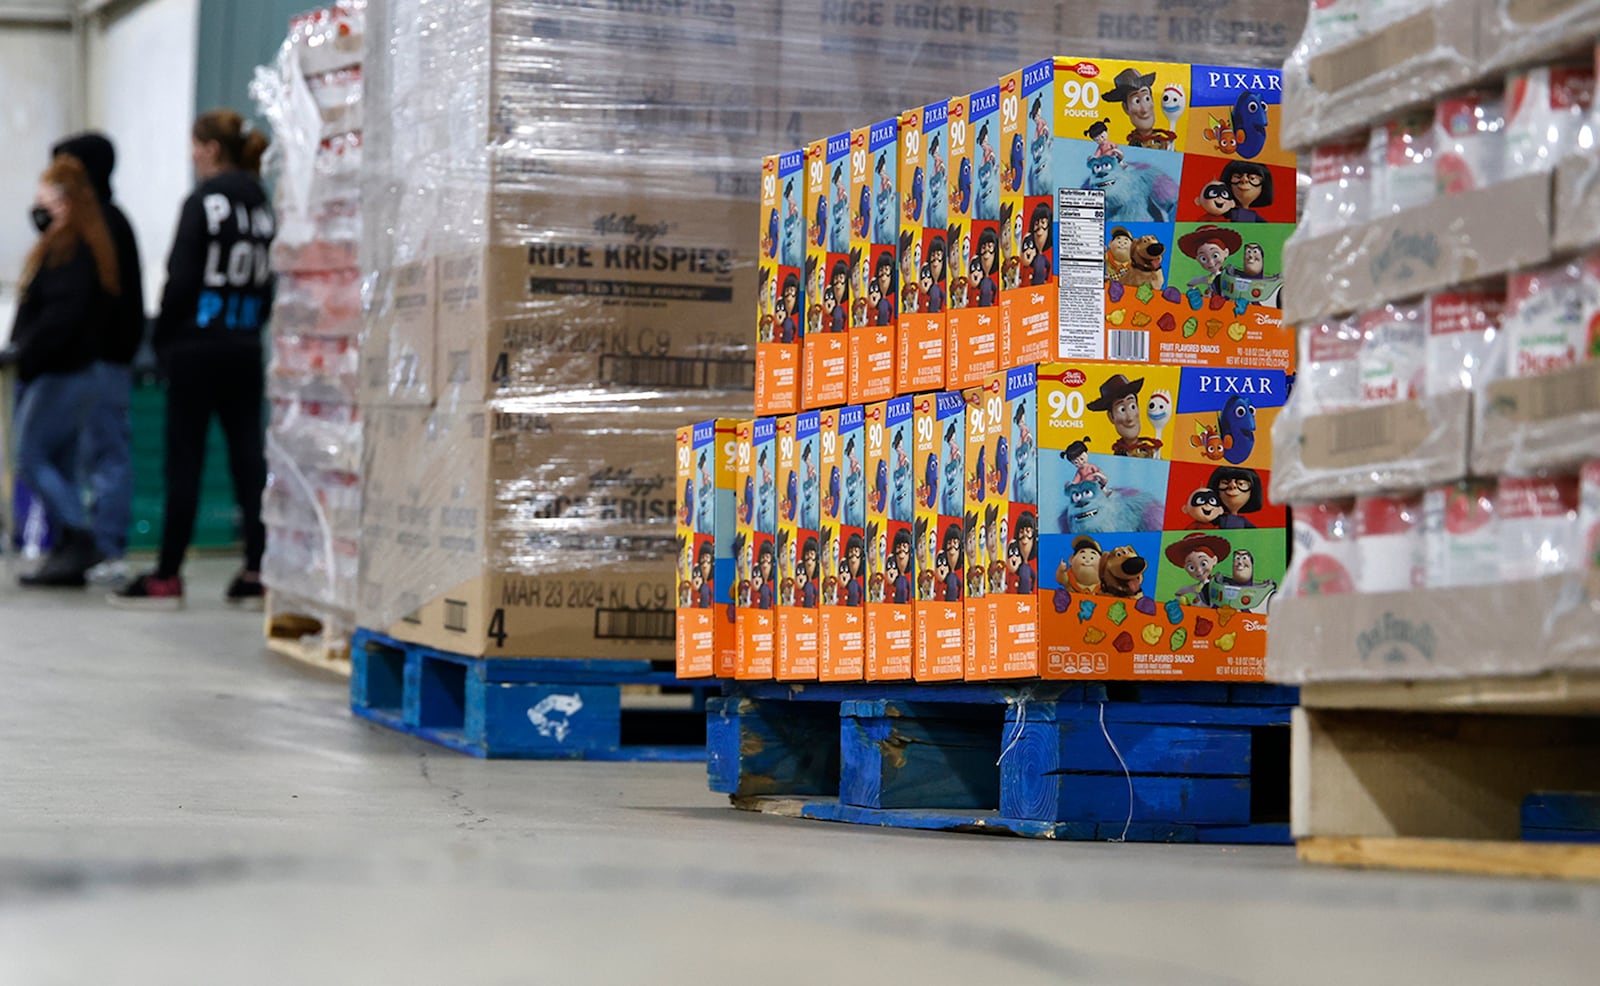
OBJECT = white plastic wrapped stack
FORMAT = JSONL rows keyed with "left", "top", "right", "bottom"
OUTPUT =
{"left": 253, "top": 1, "right": 368, "bottom": 651}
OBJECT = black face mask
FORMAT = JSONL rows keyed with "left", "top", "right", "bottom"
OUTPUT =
{"left": 30, "top": 206, "right": 51, "bottom": 233}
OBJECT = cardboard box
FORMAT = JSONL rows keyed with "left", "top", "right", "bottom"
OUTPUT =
{"left": 775, "top": 412, "right": 822, "bottom": 680}
{"left": 864, "top": 396, "right": 916, "bottom": 680}
{"left": 361, "top": 259, "right": 437, "bottom": 407}
{"left": 735, "top": 418, "right": 777, "bottom": 679}
{"left": 1272, "top": 392, "right": 1473, "bottom": 503}
{"left": 429, "top": 192, "right": 757, "bottom": 401}
{"left": 819, "top": 404, "right": 866, "bottom": 681}
{"left": 1282, "top": 174, "right": 1552, "bottom": 324}
{"left": 912, "top": 390, "right": 966, "bottom": 681}
{"left": 1474, "top": 361, "right": 1600, "bottom": 476}
{"left": 803, "top": 132, "right": 852, "bottom": 409}
{"left": 1034, "top": 361, "right": 1289, "bottom": 680}
{"left": 1553, "top": 150, "right": 1600, "bottom": 254}
{"left": 947, "top": 87, "right": 1004, "bottom": 390}
{"left": 1267, "top": 575, "right": 1600, "bottom": 682}
{"left": 757, "top": 150, "right": 804, "bottom": 415}
{"left": 849, "top": 118, "right": 899, "bottom": 403}
{"left": 676, "top": 418, "right": 739, "bottom": 679}
{"left": 999, "top": 57, "right": 1058, "bottom": 369}
{"left": 962, "top": 381, "right": 1000, "bottom": 678}
{"left": 896, "top": 100, "right": 948, "bottom": 394}
{"left": 360, "top": 403, "right": 690, "bottom": 661}
{"left": 993, "top": 365, "right": 1042, "bottom": 677}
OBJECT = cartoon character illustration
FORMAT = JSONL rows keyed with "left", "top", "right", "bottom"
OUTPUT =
{"left": 1182, "top": 488, "right": 1226, "bottom": 530}
{"left": 1231, "top": 90, "right": 1270, "bottom": 160}
{"left": 1098, "top": 544, "right": 1147, "bottom": 598}
{"left": 1013, "top": 402, "right": 1035, "bottom": 504}
{"left": 1103, "top": 67, "right": 1179, "bottom": 150}
{"left": 764, "top": 207, "right": 778, "bottom": 259}
{"left": 1061, "top": 439, "right": 1107, "bottom": 492}
{"left": 965, "top": 510, "right": 985, "bottom": 598}
{"left": 906, "top": 164, "right": 924, "bottom": 222}
{"left": 680, "top": 475, "right": 695, "bottom": 528}
{"left": 1145, "top": 390, "right": 1172, "bottom": 446}
{"left": 777, "top": 529, "right": 794, "bottom": 608}
{"left": 778, "top": 273, "right": 801, "bottom": 343}
{"left": 891, "top": 430, "right": 912, "bottom": 522}
{"left": 871, "top": 456, "right": 889, "bottom": 516}
{"left": 1119, "top": 233, "right": 1165, "bottom": 290}
{"left": 811, "top": 177, "right": 827, "bottom": 248}
{"left": 825, "top": 464, "right": 840, "bottom": 519}
{"left": 927, "top": 133, "right": 947, "bottom": 230}
{"left": 891, "top": 528, "right": 914, "bottom": 603}
{"left": 1028, "top": 95, "right": 1051, "bottom": 195}
{"left": 1194, "top": 180, "right": 1237, "bottom": 219}
{"left": 1219, "top": 160, "right": 1273, "bottom": 222}
{"left": 756, "top": 540, "right": 776, "bottom": 610}
{"left": 954, "top": 154, "right": 972, "bottom": 216}
{"left": 1165, "top": 531, "right": 1229, "bottom": 602}
{"left": 874, "top": 153, "right": 898, "bottom": 244}
{"left": 1161, "top": 83, "right": 1187, "bottom": 132}
{"left": 1203, "top": 115, "right": 1242, "bottom": 156}
{"left": 855, "top": 181, "right": 871, "bottom": 239}
{"left": 874, "top": 250, "right": 896, "bottom": 326}
{"left": 1206, "top": 548, "right": 1278, "bottom": 611}
{"left": 821, "top": 531, "right": 837, "bottom": 597}
{"left": 975, "top": 122, "right": 997, "bottom": 221}
{"left": 925, "top": 236, "right": 947, "bottom": 313}
{"left": 739, "top": 473, "right": 754, "bottom": 526}
{"left": 1088, "top": 373, "right": 1163, "bottom": 458}
{"left": 915, "top": 516, "right": 934, "bottom": 601}
{"left": 900, "top": 229, "right": 918, "bottom": 288}
{"left": 844, "top": 435, "right": 863, "bottom": 524}
{"left": 1004, "top": 131, "right": 1024, "bottom": 193}
{"left": 1012, "top": 511, "right": 1038, "bottom": 594}
{"left": 1191, "top": 421, "right": 1233, "bottom": 461}
{"left": 969, "top": 439, "right": 987, "bottom": 505}
{"left": 919, "top": 451, "right": 939, "bottom": 509}
{"left": 983, "top": 504, "right": 1003, "bottom": 593}
{"left": 1208, "top": 465, "right": 1263, "bottom": 529}
{"left": 941, "top": 522, "right": 965, "bottom": 602}
{"left": 829, "top": 260, "right": 850, "bottom": 333}
{"left": 1084, "top": 118, "right": 1124, "bottom": 163}
{"left": 757, "top": 269, "right": 774, "bottom": 342}
{"left": 799, "top": 535, "right": 820, "bottom": 609}
{"left": 992, "top": 434, "right": 1009, "bottom": 497}
{"left": 1058, "top": 479, "right": 1164, "bottom": 535}
{"left": 1055, "top": 534, "right": 1103, "bottom": 593}
{"left": 1241, "top": 242, "right": 1266, "bottom": 278}
{"left": 782, "top": 178, "right": 803, "bottom": 269}
{"left": 697, "top": 450, "right": 714, "bottom": 532}
{"left": 1027, "top": 202, "right": 1052, "bottom": 287}
{"left": 942, "top": 422, "right": 963, "bottom": 516}
{"left": 843, "top": 531, "right": 865, "bottom": 606}
{"left": 1217, "top": 395, "right": 1257, "bottom": 464}
{"left": 697, "top": 541, "right": 716, "bottom": 609}
{"left": 1080, "top": 155, "right": 1180, "bottom": 223}
{"left": 1178, "top": 224, "right": 1242, "bottom": 299}
{"left": 973, "top": 227, "right": 999, "bottom": 306}
{"left": 831, "top": 163, "right": 850, "bottom": 252}
{"left": 756, "top": 447, "right": 774, "bottom": 532}
{"left": 1104, "top": 226, "right": 1133, "bottom": 282}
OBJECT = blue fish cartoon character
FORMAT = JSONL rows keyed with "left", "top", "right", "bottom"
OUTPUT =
{"left": 907, "top": 165, "right": 924, "bottom": 222}
{"left": 971, "top": 445, "right": 988, "bottom": 504}
{"left": 856, "top": 183, "right": 871, "bottom": 238}
{"left": 1218, "top": 395, "right": 1257, "bottom": 464}
{"left": 922, "top": 453, "right": 939, "bottom": 509}
{"left": 826, "top": 464, "right": 841, "bottom": 519}
{"left": 812, "top": 190, "right": 827, "bottom": 248}
{"left": 1231, "top": 90, "right": 1270, "bottom": 160}
{"left": 681, "top": 478, "right": 694, "bottom": 529}
{"left": 740, "top": 475, "right": 754, "bottom": 525}
{"left": 872, "top": 458, "right": 889, "bottom": 515}
{"left": 766, "top": 208, "right": 779, "bottom": 258}
{"left": 1007, "top": 132, "right": 1025, "bottom": 192}
{"left": 992, "top": 434, "right": 1010, "bottom": 497}
{"left": 955, "top": 155, "right": 972, "bottom": 215}
{"left": 785, "top": 470, "right": 798, "bottom": 522}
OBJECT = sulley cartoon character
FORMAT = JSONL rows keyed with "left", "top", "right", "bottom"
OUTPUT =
{"left": 1081, "top": 156, "right": 1179, "bottom": 224}
{"left": 1057, "top": 480, "right": 1164, "bottom": 535}
{"left": 1231, "top": 91, "right": 1270, "bottom": 160}
{"left": 1218, "top": 395, "right": 1257, "bottom": 464}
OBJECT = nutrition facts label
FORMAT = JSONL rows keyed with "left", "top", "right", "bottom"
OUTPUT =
{"left": 1057, "top": 188, "right": 1106, "bottom": 361}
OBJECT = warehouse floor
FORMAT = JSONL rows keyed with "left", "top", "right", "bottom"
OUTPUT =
{"left": 1, "top": 558, "right": 1596, "bottom": 984}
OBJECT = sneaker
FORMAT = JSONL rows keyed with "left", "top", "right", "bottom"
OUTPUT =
{"left": 86, "top": 558, "right": 130, "bottom": 587}
{"left": 109, "top": 573, "right": 185, "bottom": 610}
{"left": 19, "top": 527, "right": 101, "bottom": 589}
{"left": 225, "top": 572, "right": 266, "bottom": 611}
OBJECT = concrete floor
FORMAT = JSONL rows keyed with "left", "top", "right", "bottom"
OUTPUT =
{"left": 1, "top": 558, "right": 1598, "bottom": 985}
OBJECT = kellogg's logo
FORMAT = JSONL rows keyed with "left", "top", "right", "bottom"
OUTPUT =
{"left": 1062, "top": 369, "right": 1087, "bottom": 387}
{"left": 1069, "top": 61, "right": 1099, "bottom": 79}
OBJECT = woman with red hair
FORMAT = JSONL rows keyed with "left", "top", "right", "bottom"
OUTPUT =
{"left": 2, "top": 155, "right": 121, "bottom": 587}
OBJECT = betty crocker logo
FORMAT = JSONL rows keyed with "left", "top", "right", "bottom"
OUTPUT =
{"left": 1061, "top": 368, "right": 1087, "bottom": 387}
{"left": 1068, "top": 61, "right": 1099, "bottom": 79}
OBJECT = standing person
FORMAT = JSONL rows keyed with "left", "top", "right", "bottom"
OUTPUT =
{"left": 52, "top": 133, "right": 145, "bottom": 585}
{"left": 113, "top": 111, "right": 274, "bottom": 610}
{"left": 0, "top": 155, "right": 121, "bottom": 587}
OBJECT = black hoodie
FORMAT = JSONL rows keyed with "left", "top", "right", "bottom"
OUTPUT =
{"left": 153, "top": 170, "right": 275, "bottom": 355}
{"left": 51, "top": 133, "right": 145, "bottom": 365}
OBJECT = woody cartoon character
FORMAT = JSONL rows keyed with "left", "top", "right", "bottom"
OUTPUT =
{"left": 1086, "top": 374, "right": 1163, "bottom": 458}
{"left": 1104, "top": 68, "right": 1179, "bottom": 151}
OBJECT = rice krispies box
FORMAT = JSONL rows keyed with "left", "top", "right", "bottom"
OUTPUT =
{"left": 675, "top": 419, "right": 738, "bottom": 679}
{"left": 897, "top": 101, "right": 948, "bottom": 395}
{"left": 804, "top": 132, "right": 851, "bottom": 409}
{"left": 946, "top": 87, "right": 1003, "bottom": 390}
{"left": 865, "top": 396, "right": 916, "bottom": 680}
{"left": 757, "top": 151, "right": 803, "bottom": 416}
{"left": 819, "top": 404, "right": 866, "bottom": 681}
{"left": 776, "top": 412, "right": 822, "bottom": 681}
{"left": 912, "top": 390, "right": 965, "bottom": 681}
{"left": 735, "top": 417, "right": 778, "bottom": 679}
{"left": 849, "top": 119, "right": 899, "bottom": 404}
{"left": 993, "top": 57, "right": 1294, "bottom": 373}
{"left": 1035, "top": 361, "right": 1288, "bottom": 680}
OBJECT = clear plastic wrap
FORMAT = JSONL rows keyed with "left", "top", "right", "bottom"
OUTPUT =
{"left": 350, "top": 0, "right": 1311, "bottom": 652}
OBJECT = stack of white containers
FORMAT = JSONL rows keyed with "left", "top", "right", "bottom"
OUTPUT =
{"left": 253, "top": 1, "right": 368, "bottom": 660}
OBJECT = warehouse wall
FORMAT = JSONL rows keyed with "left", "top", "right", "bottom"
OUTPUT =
{"left": 193, "top": 0, "right": 307, "bottom": 120}
{"left": 85, "top": 0, "right": 201, "bottom": 312}
{"left": 0, "top": 17, "right": 76, "bottom": 327}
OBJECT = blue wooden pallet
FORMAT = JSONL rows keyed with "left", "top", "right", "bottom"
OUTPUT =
{"left": 709, "top": 680, "right": 1297, "bottom": 844}
{"left": 1522, "top": 792, "right": 1600, "bottom": 844}
{"left": 350, "top": 629, "right": 714, "bottom": 761}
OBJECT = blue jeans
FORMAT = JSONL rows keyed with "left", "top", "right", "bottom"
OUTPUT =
{"left": 15, "top": 369, "right": 95, "bottom": 533}
{"left": 81, "top": 361, "right": 133, "bottom": 558}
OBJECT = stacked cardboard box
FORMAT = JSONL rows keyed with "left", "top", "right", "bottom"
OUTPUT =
{"left": 255, "top": 2, "right": 369, "bottom": 649}
{"left": 1269, "top": 10, "right": 1600, "bottom": 682}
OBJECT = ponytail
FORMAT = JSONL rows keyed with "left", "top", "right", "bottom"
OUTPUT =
{"left": 193, "top": 108, "right": 270, "bottom": 176}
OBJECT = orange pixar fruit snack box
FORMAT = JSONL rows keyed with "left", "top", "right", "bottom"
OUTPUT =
{"left": 757, "top": 151, "right": 804, "bottom": 415}
{"left": 818, "top": 404, "right": 866, "bottom": 681}
{"left": 849, "top": 118, "right": 899, "bottom": 404}
{"left": 803, "top": 132, "right": 851, "bottom": 409}
{"left": 734, "top": 418, "right": 777, "bottom": 679}
{"left": 896, "top": 100, "right": 948, "bottom": 395}
{"left": 864, "top": 396, "right": 916, "bottom": 680}
{"left": 912, "top": 390, "right": 965, "bottom": 681}
{"left": 775, "top": 412, "right": 822, "bottom": 680}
